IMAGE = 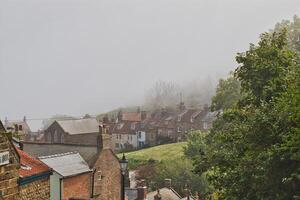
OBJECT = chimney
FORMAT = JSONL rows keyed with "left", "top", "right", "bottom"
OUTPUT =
{"left": 98, "top": 125, "right": 111, "bottom": 152}
{"left": 194, "top": 192, "right": 200, "bottom": 200}
{"left": 137, "top": 186, "right": 147, "bottom": 200}
{"left": 23, "top": 116, "right": 27, "bottom": 122}
{"left": 184, "top": 187, "right": 190, "bottom": 200}
{"left": 117, "top": 110, "right": 123, "bottom": 122}
{"left": 141, "top": 111, "right": 147, "bottom": 121}
{"left": 154, "top": 189, "right": 162, "bottom": 200}
{"left": 137, "top": 106, "right": 141, "bottom": 113}
{"left": 164, "top": 178, "right": 171, "bottom": 189}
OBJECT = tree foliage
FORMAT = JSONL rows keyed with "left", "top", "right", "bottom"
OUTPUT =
{"left": 210, "top": 75, "right": 241, "bottom": 111}
{"left": 189, "top": 29, "right": 300, "bottom": 199}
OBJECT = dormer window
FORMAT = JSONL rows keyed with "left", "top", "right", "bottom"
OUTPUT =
{"left": 177, "top": 116, "right": 181, "bottom": 122}
{"left": 131, "top": 123, "right": 135, "bottom": 130}
{"left": 19, "top": 125, "right": 23, "bottom": 131}
{"left": 117, "top": 123, "right": 124, "bottom": 130}
{"left": 190, "top": 117, "right": 194, "bottom": 123}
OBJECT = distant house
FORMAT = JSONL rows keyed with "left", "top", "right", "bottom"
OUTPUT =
{"left": 44, "top": 118, "right": 99, "bottom": 145}
{"left": 4, "top": 116, "right": 31, "bottom": 141}
{"left": 111, "top": 121, "right": 146, "bottom": 151}
{"left": 17, "top": 147, "right": 52, "bottom": 200}
{"left": 126, "top": 178, "right": 199, "bottom": 200}
{"left": 39, "top": 152, "right": 92, "bottom": 200}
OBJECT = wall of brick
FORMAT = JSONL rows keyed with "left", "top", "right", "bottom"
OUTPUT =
{"left": 18, "top": 178, "right": 50, "bottom": 200}
{"left": 93, "top": 149, "right": 121, "bottom": 200}
{"left": 0, "top": 134, "right": 19, "bottom": 200}
{"left": 63, "top": 172, "right": 91, "bottom": 200}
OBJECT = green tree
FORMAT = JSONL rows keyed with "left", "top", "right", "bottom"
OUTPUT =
{"left": 210, "top": 74, "right": 241, "bottom": 111}
{"left": 190, "top": 30, "right": 300, "bottom": 199}
{"left": 274, "top": 15, "right": 300, "bottom": 55}
{"left": 147, "top": 158, "right": 212, "bottom": 198}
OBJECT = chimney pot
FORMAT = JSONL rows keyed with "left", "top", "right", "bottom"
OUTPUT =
{"left": 164, "top": 178, "right": 171, "bottom": 189}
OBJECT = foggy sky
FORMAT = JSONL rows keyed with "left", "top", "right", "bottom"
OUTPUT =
{"left": 0, "top": 0, "right": 299, "bottom": 130}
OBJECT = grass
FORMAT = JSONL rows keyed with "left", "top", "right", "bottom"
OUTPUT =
{"left": 117, "top": 142, "right": 187, "bottom": 169}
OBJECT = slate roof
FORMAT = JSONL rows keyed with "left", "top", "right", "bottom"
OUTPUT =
{"left": 56, "top": 118, "right": 99, "bottom": 135}
{"left": 39, "top": 152, "right": 92, "bottom": 177}
{"left": 22, "top": 142, "right": 98, "bottom": 167}
{"left": 16, "top": 147, "right": 51, "bottom": 178}
{"left": 147, "top": 188, "right": 182, "bottom": 200}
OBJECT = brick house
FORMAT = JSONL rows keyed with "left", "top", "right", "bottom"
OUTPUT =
{"left": 16, "top": 147, "right": 52, "bottom": 200}
{"left": 4, "top": 117, "right": 31, "bottom": 141}
{"left": 44, "top": 118, "right": 99, "bottom": 145}
{"left": 111, "top": 121, "right": 146, "bottom": 151}
{"left": 40, "top": 152, "right": 92, "bottom": 200}
{"left": 0, "top": 120, "right": 20, "bottom": 200}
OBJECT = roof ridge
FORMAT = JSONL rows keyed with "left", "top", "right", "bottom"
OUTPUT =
{"left": 39, "top": 151, "right": 78, "bottom": 159}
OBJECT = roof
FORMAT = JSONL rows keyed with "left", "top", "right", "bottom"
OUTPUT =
{"left": 122, "top": 112, "right": 142, "bottom": 122}
{"left": 39, "top": 152, "right": 92, "bottom": 177}
{"left": 5, "top": 121, "right": 31, "bottom": 132}
{"left": 202, "top": 111, "right": 218, "bottom": 122}
{"left": 56, "top": 118, "right": 99, "bottom": 135}
{"left": 147, "top": 188, "right": 181, "bottom": 200}
{"left": 16, "top": 147, "right": 51, "bottom": 178}
{"left": 23, "top": 142, "right": 98, "bottom": 167}
{"left": 112, "top": 121, "right": 137, "bottom": 135}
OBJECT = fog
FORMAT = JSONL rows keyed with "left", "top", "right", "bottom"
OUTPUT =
{"left": 0, "top": 0, "right": 299, "bottom": 130}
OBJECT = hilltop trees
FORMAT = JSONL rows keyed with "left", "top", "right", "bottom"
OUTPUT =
{"left": 188, "top": 29, "right": 300, "bottom": 199}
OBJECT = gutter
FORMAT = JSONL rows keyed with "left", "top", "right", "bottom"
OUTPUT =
{"left": 18, "top": 170, "right": 52, "bottom": 186}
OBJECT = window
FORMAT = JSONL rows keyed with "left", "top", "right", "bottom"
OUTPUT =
{"left": 203, "top": 122, "right": 208, "bottom": 130}
{"left": 138, "top": 132, "right": 142, "bottom": 139}
{"left": 19, "top": 125, "right": 23, "bottom": 131}
{"left": 177, "top": 127, "right": 181, "bottom": 132}
{"left": 115, "top": 143, "right": 120, "bottom": 148}
{"left": 131, "top": 123, "right": 135, "bottom": 130}
{"left": 177, "top": 116, "right": 181, "bottom": 122}
{"left": 97, "top": 170, "right": 102, "bottom": 181}
{"left": 61, "top": 134, "right": 65, "bottom": 143}
{"left": 54, "top": 131, "right": 58, "bottom": 143}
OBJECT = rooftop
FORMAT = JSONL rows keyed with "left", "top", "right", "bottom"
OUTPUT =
{"left": 39, "top": 152, "right": 92, "bottom": 177}
{"left": 55, "top": 118, "right": 99, "bottom": 135}
{"left": 16, "top": 147, "right": 51, "bottom": 178}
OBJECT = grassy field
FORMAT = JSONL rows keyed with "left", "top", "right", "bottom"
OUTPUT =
{"left": 117, "top": 142, "right": 187, "bottom": 169}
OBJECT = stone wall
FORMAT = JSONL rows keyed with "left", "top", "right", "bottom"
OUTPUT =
{"left": 93, "top": 149, "right": 121, "bottom": 200}
{"left": 19, "top": 178, "right": 50, "bottom": 200}
{"left": 63, "top": 172, "right": 91, "bottom": 200}
{"left": 44, "top": 121, "right": 99, "bottom": 146}
{"left": 0, "top": 134, "right": 19, "bottom": 200}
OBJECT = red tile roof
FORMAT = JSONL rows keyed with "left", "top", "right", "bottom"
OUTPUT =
{"left": 16, "top": 147, "right": 51, "bottom": 178}
{"left": 122, "top": 112, "right": 142, "bottom": 122}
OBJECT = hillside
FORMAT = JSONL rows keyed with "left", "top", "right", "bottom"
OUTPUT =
{"left": 118, "top": 142, "right": 187, "bottom": 169}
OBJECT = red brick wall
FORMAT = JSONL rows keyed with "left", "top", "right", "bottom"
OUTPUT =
{"left": 63, "top": 172, "right": 91, "bottom": 200}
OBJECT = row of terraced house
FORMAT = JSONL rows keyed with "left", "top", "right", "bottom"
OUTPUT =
{"left": 35, "top": 102, "right": 217, "bottom": 152}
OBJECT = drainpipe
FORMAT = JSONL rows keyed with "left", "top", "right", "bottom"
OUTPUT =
{"left": 91, "top": 169, "right": 96, "bottom": 198}
{"left": 59, "top": 178, "right": 62, "bottom": 200}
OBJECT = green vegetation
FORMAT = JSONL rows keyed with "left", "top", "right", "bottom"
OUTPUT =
{"left": 188, "top": 27, "right": 300, "bottom": 199}
{"left": 118, "top": 142, "right": 186, "bottom": 169}
{"left": 122, "top": 141, "right": 212, "bottom": 197}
